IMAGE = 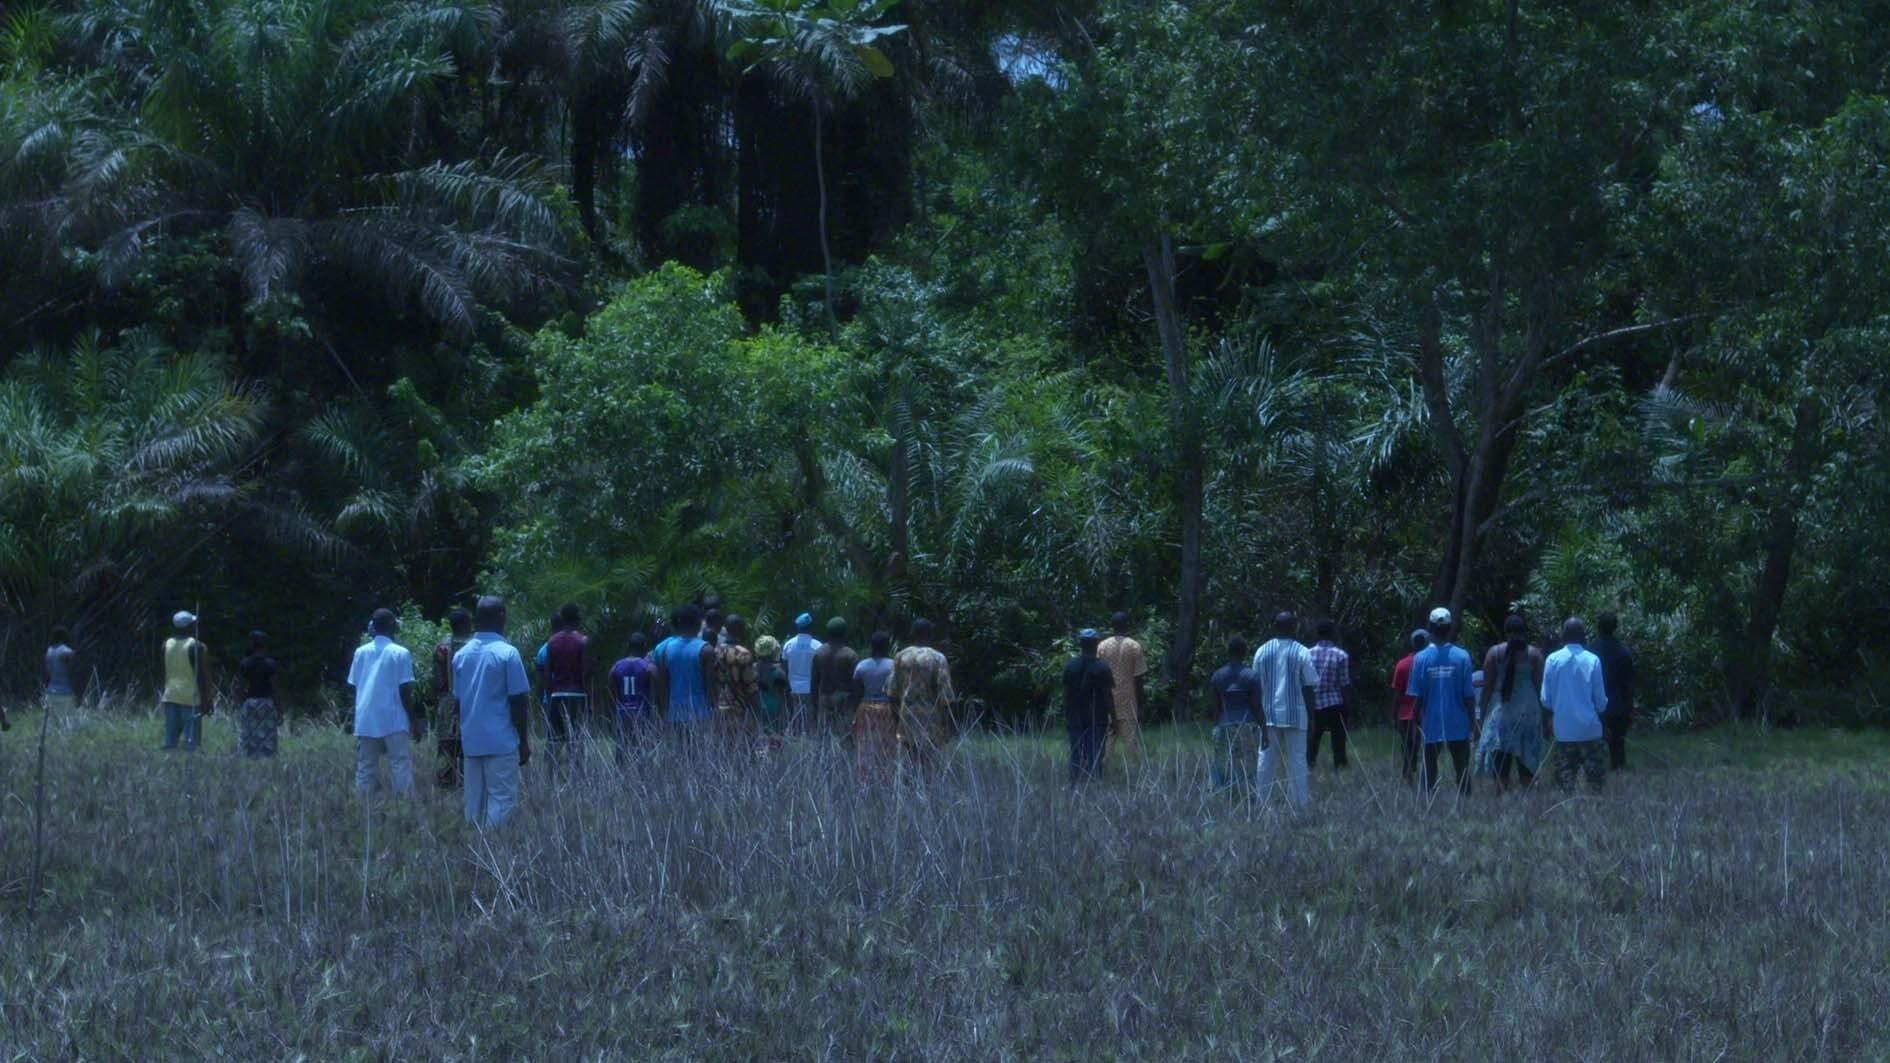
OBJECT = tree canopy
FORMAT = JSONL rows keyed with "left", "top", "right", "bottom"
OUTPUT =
{"left": 4, "top": 0, "right": 1888, "bottom": 725}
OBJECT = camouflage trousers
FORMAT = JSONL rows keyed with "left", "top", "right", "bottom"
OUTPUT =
{"left": 1552, "top": 739, "right": 1607, "bottom": 792}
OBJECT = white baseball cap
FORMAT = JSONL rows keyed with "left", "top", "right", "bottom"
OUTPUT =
{"left": 173, "top": 610, "right": 197, "bottom": 629}
{"left": 1427, "top": 606, "right": 1452, "bottom": 627}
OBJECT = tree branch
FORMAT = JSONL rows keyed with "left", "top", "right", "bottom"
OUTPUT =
{"left": 1541, "top": 314, "right": 1706, "bottom": 372}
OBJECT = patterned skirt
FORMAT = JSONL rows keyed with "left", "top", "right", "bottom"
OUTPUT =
{"left": 852, "top": 698, "right": 897, "bottom": 780}
{"left": 1475, "top": 697, "right": 1545, "bottom": 776}
{"left": 239, "top": 697, "right": 281, "bottom": 758}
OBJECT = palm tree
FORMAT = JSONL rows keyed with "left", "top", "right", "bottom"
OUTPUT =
{"left": 721, "top": 0, "right": 904, "bottom": 332}
{"left": 9, "top": 0, "right": 570, "bottom": 362}
{"left": 0, "top": 330, "right": 338, "bottom": 687}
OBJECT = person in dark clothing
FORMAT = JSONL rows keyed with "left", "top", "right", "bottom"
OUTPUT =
{"left": 1209, "top": 637, "right": 1261, "bottom": 797}
{"left": 811, "top": 617, "right": 860, "bottom": 737}
{"left": 1592, "top": 613, "right": 1636, "bottom": 770}
{"left": 1063, "top": 628, "right": 1116, "bottom": 785}
{"left": 237, "top": 631, "right": 280, "bottom": 757}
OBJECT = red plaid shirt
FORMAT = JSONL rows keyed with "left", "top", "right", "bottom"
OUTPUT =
{"left": 1309, "top": 641, "right": 1351, "bottom": 710}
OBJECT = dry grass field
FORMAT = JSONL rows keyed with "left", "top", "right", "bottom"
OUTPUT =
{"left": 1, "top": 702, "right": 1885, "bottom": 1059}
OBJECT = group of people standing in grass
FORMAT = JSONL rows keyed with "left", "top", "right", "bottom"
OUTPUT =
{"left": 1171, "top": 604, "right": 1636, "bottom": 813}
{"left": 29, "top": 594, "right": 1633, "bottom": 824}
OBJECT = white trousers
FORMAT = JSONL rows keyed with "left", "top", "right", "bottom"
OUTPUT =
{"left": 1256, "top": 726, "right": 1310, "bottom": 811}
{"left": 355, "top": 732, "right": 415, "bottom": 795}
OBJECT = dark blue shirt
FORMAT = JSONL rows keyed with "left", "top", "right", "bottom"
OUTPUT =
{"left": 1062, "top": 655, "right": 1114, "bottom": 731}
{"left": 1592, "top": 635, "right": 1635, "bottom": 715}
{"left": 1210, "top": 662, "right": 1257, "bottom": 725}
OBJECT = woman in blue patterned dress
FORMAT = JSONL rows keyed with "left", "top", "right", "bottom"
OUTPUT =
{"left": 1475, "top": 615, "right": 1545, "bottom": 792}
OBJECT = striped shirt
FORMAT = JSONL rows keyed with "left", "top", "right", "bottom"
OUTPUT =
{"left": 1250, "top": 638, "right": 1319, "bottom": 730}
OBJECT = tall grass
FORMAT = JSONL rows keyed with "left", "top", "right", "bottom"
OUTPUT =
{"left": 1, "top": 702, "right": 1886, "bottom": 1057}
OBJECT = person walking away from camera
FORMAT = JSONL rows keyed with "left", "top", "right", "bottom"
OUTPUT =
{"left": 1390, "top": 629, "right": 1429, "bottom": 783}
{"left": 349, "top": 609, "right": 419, "bottom": 795}
{"left": 1474, "top": 615, "right": 1545, "bottom": 792}
{"left": 851, "top": 631, "right": 897, "bottom": 781}
{"left": 715, "top": 615, "right": 760, "bottom": 740}
{"left": 160, "top": 611, "right": 211, "bottom": 751}
{"left": 813, "top": 617, "right": 859, "bottom": 737}
{"left": 236, "top": 630, "right": 281, "bottom": 758}
{"left": 455, "top": 596, "right": 532, "bottom": 826}
{"left": 1307, "top": 619, "right": 1353, "bottom": 771}
{"left": 1064, "top": 628, "right": 1116, "bottom": 785}
{"left": 1542, "top": 617, "right": 1609, "bottom": 792}
{"left": 432, "top": 609, "right": 473, "bottom": 787}
{"left": 1592, "top": 613, "right": 1636, "bottom": 770}
{"left": 42, "top": 625, "right": 81, "bottom": 719}
{"left": 889, "top": 618, "right": 955, "bottom": 772}
{"left": 533, "top": 613, "right": 560, "bottom": 730}
{"left": 781, "top": 613, "right": 823, "bottom": 732}
{"left": 1096, "top": 612, "right": 1148, "bottom": 767}
{"left": 1253, "top": 612, "right": 1319, "bottom": 812}
{"left": 753, "top": 636, "right": 789, "bottom": 733}
{"left": 543, "top": 603, "right": 592, "bottom": 772}
{"left": 1408, "top": 607, "right": 1477, "bottom": 796}
{"left": 654, "top": 604, "right": 717, "bottom": 739}
{"left": 608, "top": 631, "right": 656, "bottom": 752}
{"left": 1209, "top": 637, "right": 1261, "bottom": 798}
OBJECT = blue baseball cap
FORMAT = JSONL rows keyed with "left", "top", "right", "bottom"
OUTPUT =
{"left": 795, "top": 612, "right": 814, "bottom": 630}
{"left": 1078, "top": 628, "right": 1099, "bottom": 641}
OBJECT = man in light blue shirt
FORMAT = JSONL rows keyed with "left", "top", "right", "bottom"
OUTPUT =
{"left": 454, "top": 596, "right": 533, "bottom": 827}
{"left": 781, "top": 613, "right": 823, "bottom": 731}
{"left": 1541, "top": 617, "right": 1609, "bottom": 791}
{"left": 348, "top": 609, "right": 418, "bottom": 796}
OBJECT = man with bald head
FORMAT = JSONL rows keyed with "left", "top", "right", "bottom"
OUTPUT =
{"left": 1541, "top": 617, "right": 1609, "bottom": 792}
{"left": 454, "top": 596, "right": 533, "bottom": 826}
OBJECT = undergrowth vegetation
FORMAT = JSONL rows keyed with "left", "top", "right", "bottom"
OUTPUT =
{"left": 1, "top": 701, "right": 1885, "bottom": 1057}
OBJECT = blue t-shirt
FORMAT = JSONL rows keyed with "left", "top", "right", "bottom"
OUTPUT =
{"left": 454, "top": 631, "right": 531, "bottom": 757}
{"left": 1210, "top": 662, "right": 1257, "bottom": 725}
{"left": 662, "top": 636, "right": 711, "bottom": 724}
{"left": 1406, "top": 642, "right": 1476, "bottom": 743}
{"left": 854, "top": 656, "right": 894, "bottom": 700}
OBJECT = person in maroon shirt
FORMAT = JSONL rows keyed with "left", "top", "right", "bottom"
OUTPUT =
{"left": 544, "top": 602, "right": 591, "bottom": 773}
{"left": 1389, "top": 628, "right": 1428, "bottom": 784}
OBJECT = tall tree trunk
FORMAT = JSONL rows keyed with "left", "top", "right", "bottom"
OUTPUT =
{"left": 813, "top": 97, "right": 837, "bottom": 337}
{"left": 1143, "top": 234, "right": 1200, "bottom": 720}
{"left": 570, "top": 92, "right": 601, "bottom": 240}
{"left": 887, "top": 381, "right": 911, "bottom": 588}
{"left": 1729, "top": 397, "right": 1819, "bottom": 721}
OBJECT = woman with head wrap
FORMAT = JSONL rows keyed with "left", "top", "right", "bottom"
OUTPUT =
{"left": 753, "top": 635, "right": 788, "bottom": 733}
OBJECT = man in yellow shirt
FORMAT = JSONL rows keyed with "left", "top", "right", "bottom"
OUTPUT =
{"left": 160, "top": 611, "right": 211, "bottom": 751}
{"left": 1096, "top": 612, "right": 1149, "bottom": 766}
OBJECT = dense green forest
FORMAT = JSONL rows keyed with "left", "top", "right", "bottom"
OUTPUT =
{"left": 4, "top": 0, "right": 1888, "bottom": 725}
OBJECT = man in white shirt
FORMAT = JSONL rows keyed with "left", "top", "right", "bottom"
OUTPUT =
{"left": 349, "top": 608, "right": 419, "bottom": 795}
{"left": 1540, "top": 617, "right": 1609, "bottom": 792}
{"left": 781, "top": 612, "right": 823, "bottom": 732}
{"left": 1251, "top": 611, "right": 1320, "bottom": 812}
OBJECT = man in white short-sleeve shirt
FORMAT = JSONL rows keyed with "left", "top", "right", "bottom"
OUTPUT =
{"left": 348, "top": 608, "right": 418, "bottom": 795}
{"left": 1251, "top": 611, "right": 1320, "bottom": 811}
